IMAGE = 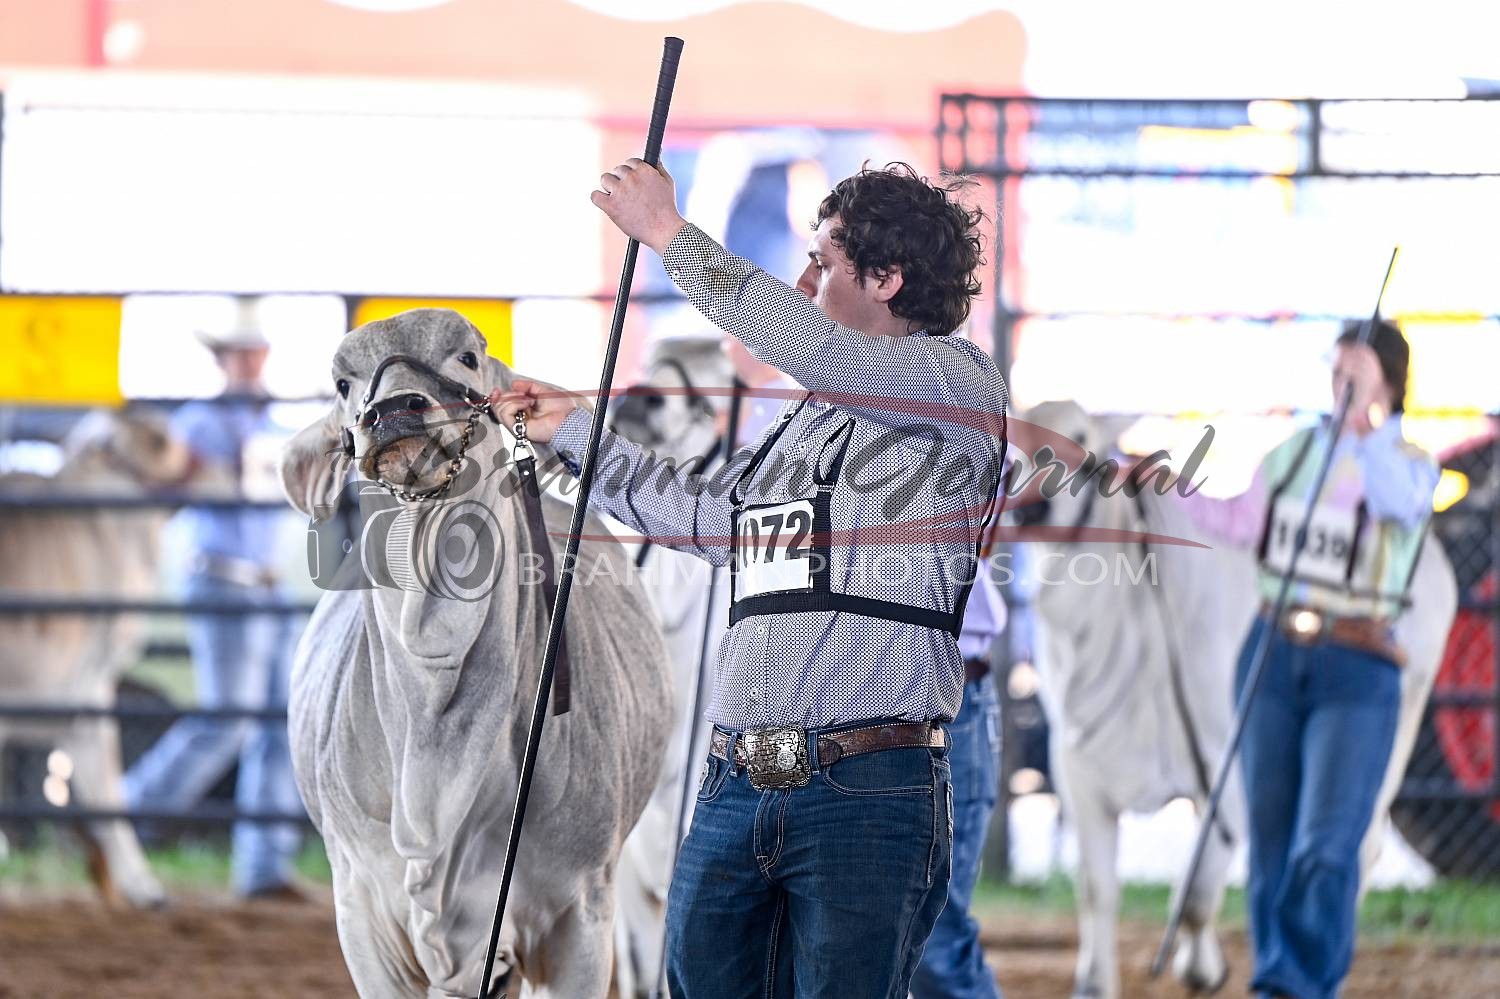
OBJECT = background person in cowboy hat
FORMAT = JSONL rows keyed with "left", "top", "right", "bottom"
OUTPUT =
{"left": 1173, "top": 320, "right": 1438, "bottom": 999}
{"left": 124, "top": 300, "right": 307, "bottom": 901}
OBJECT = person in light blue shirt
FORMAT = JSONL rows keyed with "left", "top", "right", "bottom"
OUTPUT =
{"left": 124, "top": 320, "right": 305, "bottom": 900}
{"left": 1176, "top": 321, "right": 1438, "bottom": 999}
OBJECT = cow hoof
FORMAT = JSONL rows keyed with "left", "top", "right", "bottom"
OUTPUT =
{"left": 119, "top": 878, "right": 168, "bottom": 911}
{"left": 130, "top": 890, "right": 169, "bottom": 911}
{"left": 1174, "top": 940, "right": 1230, "bottom": 994}
{"left": 1182, "top": 961, "right": 1230, "bottom": 994}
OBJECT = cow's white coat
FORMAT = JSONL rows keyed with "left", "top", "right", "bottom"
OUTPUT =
{"left": 283, "top": 310, "right": 672, "bottom": 998}
{"left": 1020, "top": 401, "right": 1456, "bottom": 999}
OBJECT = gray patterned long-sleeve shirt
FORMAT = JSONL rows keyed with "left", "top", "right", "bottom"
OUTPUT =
{"left": 552, "top": 223, "right": 1008, "bottom": 730}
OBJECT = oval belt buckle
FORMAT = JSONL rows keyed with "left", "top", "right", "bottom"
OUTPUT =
{"left": 744, "top": 726, "right": 811, "bottom": 791}
{"left": 1287, "top": 607, "right": 1324, "bottom": 644}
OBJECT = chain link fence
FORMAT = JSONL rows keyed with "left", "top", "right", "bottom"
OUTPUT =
{"left": 940, "top": 93, "right": 1500, "bottom": 881}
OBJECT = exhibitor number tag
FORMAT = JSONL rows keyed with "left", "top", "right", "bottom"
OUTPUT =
{"left": 1263, "top": 497, "right": 1361, "bottom": 587}
{"left": 735, "top": 499, "right": 815, "bottom": 598}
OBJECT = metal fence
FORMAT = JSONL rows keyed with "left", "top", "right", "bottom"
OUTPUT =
{"left": 941, "top": 93, "right": 1500, "bottom": 880}
{"left": 0, "top": 416, "right": 320, "bottom": 832}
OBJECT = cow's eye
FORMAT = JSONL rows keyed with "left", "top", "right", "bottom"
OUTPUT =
{"left": 336, "top": 378, "right": 350, "bottom": 399}
{"left": 458, "top": 351, "right": 479, "bottom": 370}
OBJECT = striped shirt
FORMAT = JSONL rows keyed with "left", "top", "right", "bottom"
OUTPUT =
{"left": 553, "top": 223, "right": 1008, "bottom": 730}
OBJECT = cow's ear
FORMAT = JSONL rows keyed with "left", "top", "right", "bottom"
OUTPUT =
{"left": 281, "top": 407, "right": 350, "bottom": 520}
{"left": 484, "top": 350, "right": 515, "bottom": 394}
{"left": 1095, "top": 413, "right": 1140, "bottom": 455}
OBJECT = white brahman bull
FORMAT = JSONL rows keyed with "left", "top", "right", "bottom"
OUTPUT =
{"left": 1014, "top": 400, "right": 1457, "bottom": 999}
{"left": 606, "top": 334, "right": 733, "bottom": 998}
{"left": 0, "top": 409, "right": 218, "bottom": 908}
{"left": 280, "top": 308, "right": 672, "bottom": 998}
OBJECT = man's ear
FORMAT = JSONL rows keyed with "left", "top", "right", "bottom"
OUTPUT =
{"left": 871, "top": 265, "right": 904, "bottom": 305}
{"left": 281, "top": 407, "right": 351, "bottom": 520}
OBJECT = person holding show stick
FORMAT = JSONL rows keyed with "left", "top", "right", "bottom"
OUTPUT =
{"left": 1174, "top": 321, "right": 1438, "bottom": 999}
{"left": 498, "top": 157, "right": 1008, "bottom": 998}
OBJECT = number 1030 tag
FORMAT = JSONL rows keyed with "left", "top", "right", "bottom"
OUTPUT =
{"left": 1263, "top": 498, "right": 1361, "bottom": 587}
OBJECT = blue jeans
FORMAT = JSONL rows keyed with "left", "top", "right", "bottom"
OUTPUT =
{"left": 123, "top": 572, "right": 304, "bottom": 895}
{"left": 666, "top": 724, "right": 953, "bottom": 998}
{"left": 911, "top": 676, "right": 1003, "bottom": 999}
{"left": 1236, "top": 617, "right": 1400, "bottom": 999}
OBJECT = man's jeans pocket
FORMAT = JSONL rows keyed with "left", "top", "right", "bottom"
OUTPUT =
{"left": 696, "top": 754, "right": 730, "bottom": 803}
{"left": 924, "top": 757, "right": 954, "bottom": 889}
{"left": 822, "top": 746, "right": 940, "bottom": 797}
{"left": 944, "top": 780, "right": 955, "bottom": 883}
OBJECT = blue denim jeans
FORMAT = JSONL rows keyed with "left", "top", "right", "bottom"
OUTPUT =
{"left": 123, "top": 572, "right": 304, "bottom": 895}
{"left": 1236, "top": 616, "right": 1400, "bottom": 999}
{"left": 666, "top": 723, "right": 953, "bottom": 999}
{"left": 911, "top": 676, "right": 1004, "bottom": 999}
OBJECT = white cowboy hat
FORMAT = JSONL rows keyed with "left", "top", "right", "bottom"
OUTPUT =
{"left": 195, "top": 325, "right": 270, "bottom": 351}
{"left": 195, "top": 299, "right": 270, "bottom": 351}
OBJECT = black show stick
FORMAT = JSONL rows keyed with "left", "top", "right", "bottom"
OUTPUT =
{"left": 473, "top": 36, "right": 685, "bottom": 999}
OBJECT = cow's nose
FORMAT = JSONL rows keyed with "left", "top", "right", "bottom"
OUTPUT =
{"left": 360, "top": 393, "right": 436, "bottom": 449}
{"left": 610, "top": 390, "right": 662, "bottom": 434}
{"left": 1012, "top": 497, "right": 1052, "bottom": 527}
{"left": 365, "top": 394, "right": 431, "bottom": 428}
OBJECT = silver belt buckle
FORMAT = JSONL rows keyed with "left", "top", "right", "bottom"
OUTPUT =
{"left": 1284, "top": 606, "right": 1325, "bottom": 644}
{"left": 742, "top": 726, "right": 811, "bottom": 790}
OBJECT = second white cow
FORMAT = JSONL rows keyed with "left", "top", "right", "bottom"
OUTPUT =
{"left": 0, "top": 410, "right": 226, "bottom": 909}
{"left": 1015, "top": 400, "right": 1456, "bottom": 999}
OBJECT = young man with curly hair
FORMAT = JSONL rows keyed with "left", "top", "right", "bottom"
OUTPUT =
{"left": 499, "top": 160, "right": 1009, "bottom": 998}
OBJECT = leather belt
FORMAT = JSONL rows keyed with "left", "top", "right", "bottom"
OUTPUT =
{"left": 1260, "top": 601, "right": 1405, "bottom": 668}
{"left": 709, "top": 720, "right": 946, "bottom": 775}
{"left": 963, "top": 656, "right": 991, "bottom": 683}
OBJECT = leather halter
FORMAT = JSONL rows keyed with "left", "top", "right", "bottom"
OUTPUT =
{"left": 341, "top": 354, "right": 570, "bottom": 714}
{"left": 510, "top": 412, "right": 571, "bottom": 715}
{"left": 340, "top": 355, "right": 502, "bottom": 503}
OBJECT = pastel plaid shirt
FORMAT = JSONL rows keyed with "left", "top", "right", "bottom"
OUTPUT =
{"left": 553, "top": 223, "right": 1008, "bottom": 731}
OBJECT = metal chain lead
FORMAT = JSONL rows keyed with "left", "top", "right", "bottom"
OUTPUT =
{"left": 512, "top": 408, "right": 535, "bottom": 464}
{"left": 374, "top": 398, "right": 492, "bottom": 504}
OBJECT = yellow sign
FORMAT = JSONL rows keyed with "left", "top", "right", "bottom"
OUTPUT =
{"left": 1433, "top": 469, "right": 1469, "bottom": 514}
{"left": 351, "top": 298, "right": 514, "bottom": 366}
{"left": 0, "top": 296, "right": 124, "bottom": 405}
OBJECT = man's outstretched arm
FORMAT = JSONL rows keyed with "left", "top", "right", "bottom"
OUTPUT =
{"left": 591, "top": 158, "right": 1007, "bottom": 455}
{"left": 495, "top": 381, "right": 766, "bottom": 566}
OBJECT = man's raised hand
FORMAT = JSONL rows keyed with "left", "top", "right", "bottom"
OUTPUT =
{"left": 590, "top": 158, "right": 688, "bottom": 255}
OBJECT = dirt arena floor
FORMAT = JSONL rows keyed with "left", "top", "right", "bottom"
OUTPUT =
{"left": 982, "top": 917, "right": 1500, "bottom": 999}
{"left": 0, "top": 893, "right": 1496, "bottom": 997}
{"left": 0, "top": 892, "right": 350, "bottom": 998}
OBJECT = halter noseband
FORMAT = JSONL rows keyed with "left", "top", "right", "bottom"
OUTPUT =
{"left": 339, "top": 354, "right": 502, "bottom": 503}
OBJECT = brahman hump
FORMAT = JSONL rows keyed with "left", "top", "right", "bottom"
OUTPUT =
{"left": 280, "top": 308, "right": 672, "bottom": 998}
